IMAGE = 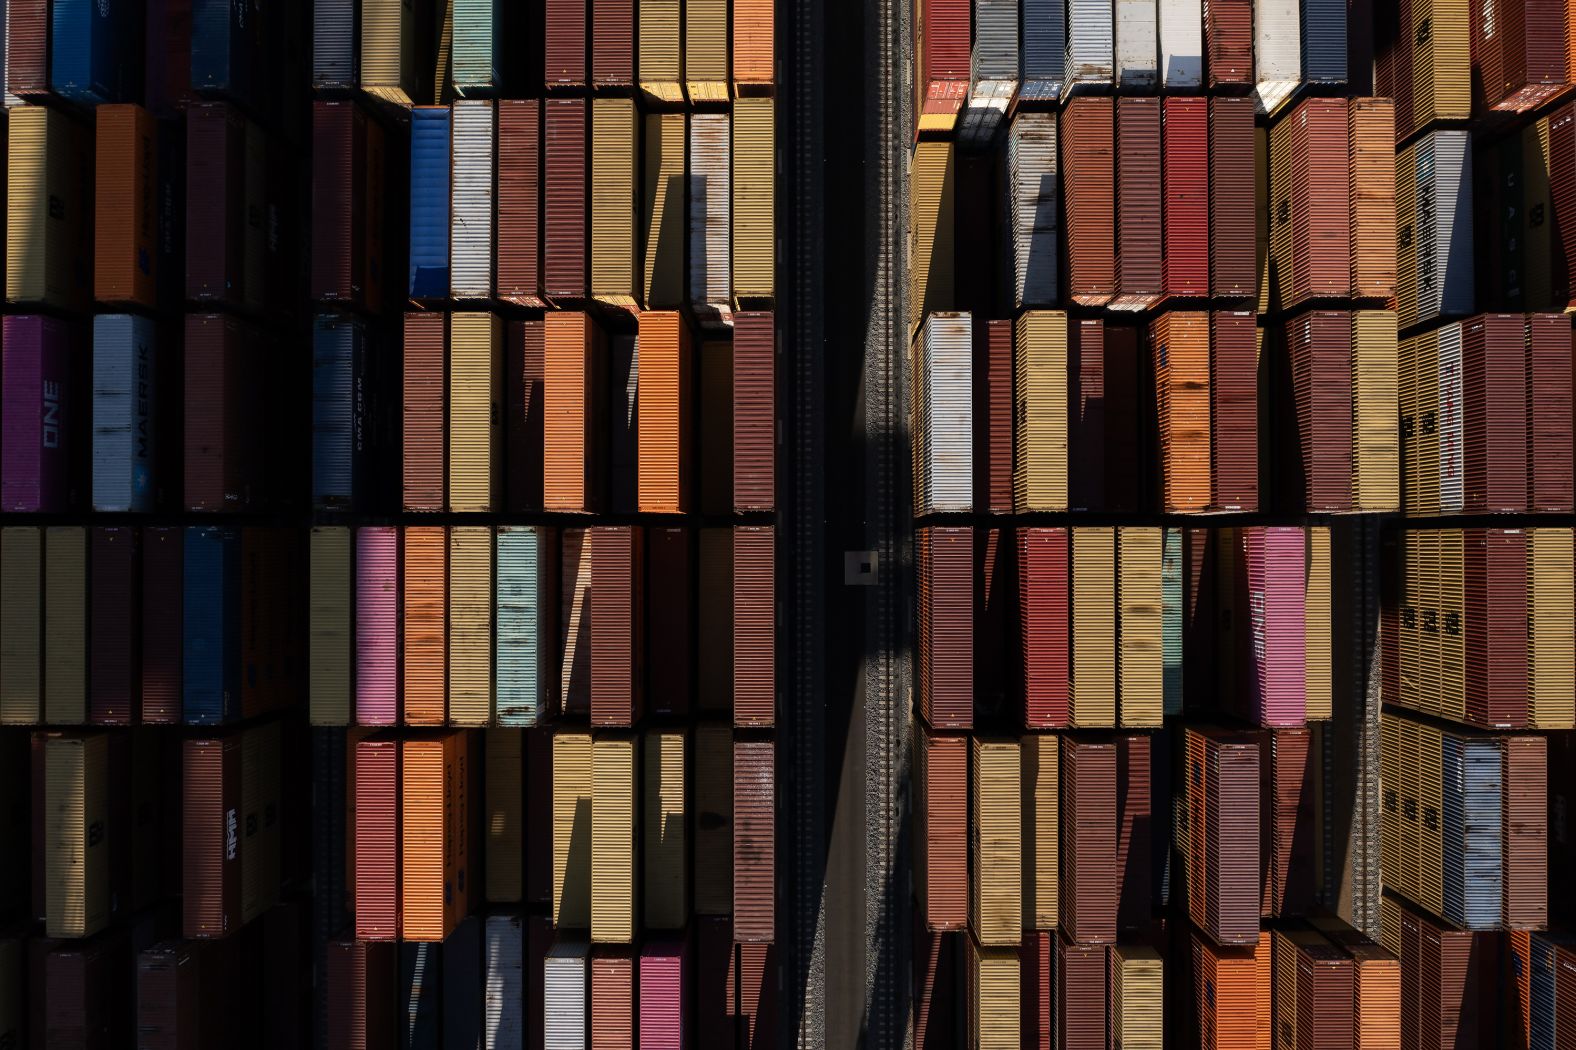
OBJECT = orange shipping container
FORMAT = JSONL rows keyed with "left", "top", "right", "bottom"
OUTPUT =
{"left": 400, "top": 730, "right": 473, "bottom": 941}
{"left": 402, "top": 527, "right": 448, "bottom": 725}
{"left": 1151, "top": 313, "right": 1211, "bottom": 512}
{"left": 733, "top": 0, "right": 775, "bottom": 92}
{"left": 94, "top": 105, "right": 157, "bottom": 307}
{"left": 1193, "top": 930, "right": 1273, "bottom": 1050}
{"left": 544, "top": 311, "right": 609, "bottom": 513}
{"left": 636, "top": 311, "right": 694, "bottom": 512}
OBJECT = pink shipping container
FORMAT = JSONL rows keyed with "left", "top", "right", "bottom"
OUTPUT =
{"left": 355, "top": 528, "right": 400, "bottom": 726}
{"left": 639, "top": 938, "right": 689, "bottom": 1048}
{"left": 1240, "top": 527, "right": 1307, "bottom": 727}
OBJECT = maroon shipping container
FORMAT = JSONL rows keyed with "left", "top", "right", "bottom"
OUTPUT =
{"left": 507, "top": 319, "right": 546, "bottom": 510}
{"left": 974, "top": 528, "right": 1012, "bottom": 720}
{"left": 497, "top": 101, "right": 545, "bottom": 307}
{"left": 1287, "top": 311, "right": 1354, "bottom": 512}
{"left": 1056, "top": 933, "right": 1106, "bottom": 1049}
{"left": 137, "top": 942, "right": 200, "bottom": 1050}
{"left": 1164, "top": 97, "right": 1210, "bottom": 300}
{"left": 1186, "top": 727, "right": 1261, "bottom": 946}
{"left": 1525, "top": 314, "right": 1573, "bottom": 510}
{"left": 1394, "top": 894, "right": 1500, "bottom": 1048}
{"left": 914, "top": 920, "right": 959, "bottom": 1049}
{"left": 1020, "top": 932, "right": 1051, "bottom": 1050}
{"left": 185, "top": 314, "right": 260, "bottom": 512}
{"left": 592, "top": 0, "right": 633, "bottom": 86}
{"left": 1115, "top": 97, "right": 1163, "bottom": 310}
{"left": 919, "top": 527, "right": 973, "bottom": 729}
{"left": 733, "top": 312, "right": 776, "bottom": 513}
{"left": 1115, "top": 734, "right": 1152, "bottom": 933}
{"left": 44, "top": 934, "right": 127, "bottom": 1048}
{"left": 1276, "top": 98, "right": 1353, "bottom": 306}
{"left": 5, "top": 0, "right": 48, "bottom": 98}
{"left": 1062, "top": 97, "right": 1116, "bottom": 306}
{"left": 1060, "top": 736, "right": 1117, "bottom": 944}
{"left": 973, "top": 319, "right": 1013, "bottom": 513}
{"left": 647, "top": 528, "right": 693, "bottom": 717}
{"left": 733, "top": 526, "right": 775, "bottom": 728}
{"left": 1462, "top": 314, "right": 1530, "bottom": 512}
{"left": 1182, "top": 529, "right": 1216, "bottom": 707}
{"left": 183, "top": 734, "right": 242, "bottom": 938}
{"left": 589, "top": 526, "right": 644, "bottom": 726}
{"left": 1473, "top": 0, "right": 1568, "bottom": 112}
{"left": 1210, "top": 311, "right": 1258, "bottom": 511}
{"left": 1209, "top": 98, "right": 1256, "bottom": 299}
{"left": 145, "top": 0, "right": 196, "bottom": 116}
{"left": 544, "top": 99, "right": 588, "bottom": 300}
{"left": 1204, "top": 0, "right": 1253, "bottom": 87}
{"left": 545, "top": 0, "right": 588, "bottom": 86}
{"left": 1295, "top": 937, "right": 1356, "bottom": 1050}
{"left": 310, "top": 100, "right": 384, "bottom": 312}
{"left": 1104, "top": 325, "right": 1142, "bottom": 512}
{"left": 1070, "top": 318, "right": 1106, "bottom": 511}
{"left": 698, "top": 916, "right": 737, "bottom": 1047}
{"left": 1503, "top": 734, "right": 1547, "bottom": 929}
{"left": 326, "top": 939, "right": 396, "bottom": 1050}
{"left": 186, "top": 103, "right": 247, "bottom": 309}
{"left": 403, "top": 312, "right": 446, "bottom": 512}
{"left": 591, "top": 950, "right": 636, "bottom": 1047}
{"left": 1019, "top": 528, "right": 1069, "bottom": 728}
{"left": 89, "top": 527, "right": 140, "bottom": 725}
{"left": 1261, "top": 727, "right": 1315, "bottom": 918}
{"left": 1463, "top": 529, "right": 1530, "bottom": 732}
{"left": 141, "top": 527, "right": 183, "bottom": 723}
{"left": 733, "top": 740, "right": 774, "bottom": 942}
{"left": 918, "top": 729, "right": 967, "bottom": 930}
{"left": 354, "top": 737, "right": 400, "bottom": 940}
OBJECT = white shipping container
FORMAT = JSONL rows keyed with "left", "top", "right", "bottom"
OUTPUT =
{"left": 1437, "top": 323, "right": 1464, "bottom": 513}
{"left": 484, "top": 914, "right": 525, "bottom": 1050}
{"left": 451, "top": 100, "right": 496, "bottom": 299}
{"left": 543, "top": 940, "right": 589, "bottom": 1050}
{"left": 689, "top": 113, "right": 732, "bottom": 327}
{"left": 1008, "top": 113, "right": 1058, "bottom": 309}
{"left": 1421, "top": 131, "right": 1475, "bottom": 323}
{"left": 1115, "top": 0, "right": 1158, "bottom": 91}
{"left": 1253, "top": 0, "right": 1302, "bottom": 114}
{"left": 1157, "top": 0, "right": 1203, "bottom": 89}
{"left": 915, "top": 312, "right": 973, "bottom": 514}
{"left": 1065, "top": 0, "right": 1115, "bottom": 87}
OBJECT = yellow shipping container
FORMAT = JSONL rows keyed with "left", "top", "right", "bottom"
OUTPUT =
{"left": 592, "top": 98, "right": 638, "bottom": 308}
{"left": 644, "top": 730, "right": 688, "bottom": 929}
{"left": 1399, "top": 334, "right": 1419, "bottom": 516}
{"left": 1117, "top": 527, "right": 1163, "bottom": 728}
{"left": 643, "top": 113, "right": 686, "bottom": 308}
{"left": 969, "top": 937, "right": 1019, "bottom": 1050}
{"left": 1304, "top": 527, "right": 1333, "bottom": 720}
{"left": 0, "top": 528, "right": 42, "bottom": 724}
{"left": 6, "top": 105, "right": 90, "bottom": 310}
{"left": 44, "top": 732, "right": 110, "bottom": 938}
{"left": 44, "top": 527, "right": 86, "bottom": 725}
{"left": 1378, "top": 893, "right": 1401, "bottom": 957}
{"left": 638, "top": 0, "right": 683, "bottom": 102}
{"left": 360, "top": 0, "right": 418, "bottom": 104}
{"left": 1071, "top": 528, "right": 1117, "bottom": 727}
{"left": 553, "top": 731, "right": 594, "bottom": 929}
{"left": 685, "top": 0, "right": 728, "bottom": 101}
{"left": 310, "top": 527, "right": 352, "bottom": 726}
{"left": 1021, "top": 733, "right": 1058, "bottom": 930}
{"left": 1437, "top": 531, "right": 1465, "bottom": 722}
{"left": 1416, "top": 719, "right": 1445, "bottom": 916}
{"left": 592, "top": 735, "right": 637, "bottom": 943}
{"left": 1352, "top": 311, "right": 1400, "bottom": 511}
{"left": 1013, "top": 311, "right": 1069, "bottom": 512}
{"left": 1109, "top": 944, "right": 1163, "bottom": 1050}
{"left": 1411, "top": 0, "right": 1471, "bottom": 129}
{"left": 910, "top": 141, "right": 954, "bottom": 334}
{"left": 485, "top": 728, "right": 524, "bottom": 902}
{"left": 448, "top": 312, "right": 502, "bottom": 512}
{"left": 694, "top": 722, "right": 733, "bottom": 914}
{"left": 1528, "top": 529, "right": 1575, "bottom": 729}
{"left": 448, "top": 527, "right": 494, "bottom": 726}
{"left": 970, "top": 737, "right": 1021, "bottom": 945}
{"left": 733, "top": 98, "right": 776, "bottom": 302}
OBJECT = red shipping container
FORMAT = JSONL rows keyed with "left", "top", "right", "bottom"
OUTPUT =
{"left": 1472, "top": 0, "right": 1569, "bottom": 112}
{"left": 1209, "top": 98, "right": 1257, "bottom": 299}
{"left": 733, "top": 740, "right": 774, "bottom": 943}
{"left": 914, "top": 920, "right": 958, "bottom": 1049}
{"left": 89, "top": 527, "right": 140, "bottom": 725}
{"left": 1056, "top": 933, "right": 1107, "bottom": 1048}
{"left": 591, "top": 949, "right": 636, "bottom": 1048}
{"left": 1070, "top": 318, "right": 1106, "bottom": 511}
{"left": 1261, "top": 727, "right": 1315, "bottom": 918}
{"left": 1502, "top": 735, "right": 1547, "bottom": 930}
{"left": 185, "top": 314, "right": 261, "bottom": 512}
{"left": 1462, "top": 314, "right": 1529, "bottom": 513}
{"left": 137, "top": 941, "right": 200, "bottom": 1049}
{"left": 733, "top": 527, "right": 775, "bottom": 728}
{"left": 1163, "top": 97, "right": 1210, "bottom": 299}
{"left": 918, "top": 527, "right": 973, "bottom": 729}
{"left": 733, "top": 312, "right": 776, "bottom": 513}
{"left": 589, "top": 526, "right": 644, "bottom": 726}
{"left": 1062, "top": 97, "right": 1116, "bottom": 305}
{"left": 1525, "top": 313, "right": 1574, "bottom": 511}
{"left": 914, "top": 0, "right": 969, "bottom": 132}
{"left": 1019, "top": 528, "right": 1069, "bottom": 728}
{"left": 1394, "top": 894, "right": 1500, "bottom": 1048}
{"left": 544, "top": 99, "right": 588, "bottom": 300}
{"left": 325, "top": 939, "right": 396, "bottom": 1050}
{"left": 917, "top": 729, "right": 967, "bottom": 930}
{"left": 1464, "top": 528, "right": 1529, "bottom": 728}
{"left": 5, "top": 0, "right": 48, "bottom": 99}
{"left": 1115, "top": 96, "right": 1164, "bottom": 310}
{"left": 354, "top": 736, "right": 400, "bottom": 940}
{"left": 141, "top": 526, "right": 183, "bottom": 724}
{"left": 545, "top": 0, "right": 588, "bottom": 87}
{"left": 310, "top": 99, "right": 384, "bottom": 311}
{"left": 1274, "top": 98, "right": 1353, "bottom": 307}
{"left": 1204, "top": 0, "right": 1253, "bottom": 87}
{"left": 592, "top": 0, "right": 633, "bottom": 87}
{"left": 1060, "top": 736, "right": 1117, "bottom": 944}
{"left": 1210, "top": 311, "right": 1258, "bottom": 511}
{"left": 973, "top": 319, "right": 1013, "bottom": 514}
{"left": 182, "top": 733, "right": 243, "bottom": 938}
{"left": 498, "top": 101, "right": 545, "bottom": 308}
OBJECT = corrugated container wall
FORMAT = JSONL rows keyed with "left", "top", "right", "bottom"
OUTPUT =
{"left": 451, "top": 101, "right": 496, "bottom": 300}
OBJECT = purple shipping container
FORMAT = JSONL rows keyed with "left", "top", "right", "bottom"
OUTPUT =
{"left": 2, "top": 316, "right": 81, "bottom": 512}
{"left": 356, "top": 527, "right": 400, "bottom": 726}
{"left": 1242, "top": 527, "right": 1306, "bottom": 727}
{"left": 639, "top": 937, "right": 688, "bottom": 1048}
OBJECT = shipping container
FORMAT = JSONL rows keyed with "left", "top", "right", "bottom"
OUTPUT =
{"left": 686, "top": 0, "right": 727, "bottom": 100}
{"left": 543, "top": 938, "right": 588, "bottom": 1048}
{"left": 481, "top": 915, "right": 524, "bottom": 1046}
{"left": 1348, "top": 98, "right": 1396, "bottom": 300}
{"left": 448, "top": 312, "right": 502, "bottom": 511}
{"left": 1111, "top": 0, "right": 1157, "bottom": 91}
{"left": 1056, "top": 933, "right": 1106, "bottom": 1046}
{"left": 635, "top": 311, "right": 694, "bottom": 511}
{"left": 184, "top": 314, "right": 260, "bottom": 513}
{"left": 1061, "top": 97, "right": 1114, "bottom": 305}
{"left": 1239, "top": 527, "right": 1307, "bottom": 727}
{"left": 918, "top": 527, "right": 973, "bottom": 729}
{"left": 497, "top": 101, "right": 544, "bottom": 307}
{"left": 312, "top": 100, "right": 386, "bottom": 311}
{"left": 552, "top": 731, "right": 592, "bottom": 929}
{"left": 1205, "top": 0, "right": 1252, "bottom": 86}
{"left": 590, "top": 948, "right": 635, "bottom": 1047}
{"left": 1163, "top": 97, "right": 1209, "bottom": 299}
{"left": 1525, "top": 314, "right": 1573, "bottom": 509}
{"left": 734, "top": 739, "right": 774, "bottom": 942}
{"left": 6, "top": 0, "right": 50, "bottom": 101}
{"left": 916, "top": 728, "right": 967, "bottom": 930}
{"left": 589, "top": 97, "right": 636, "bottom": 308}
{"left": 1151, "top": 312, "right": 1210, "bottom": 513}
{"left": 399, "top": 939, "right": 442, "bottom": 1048}
{"left": 1114, "top": 97, "right": 1162, "bottom": 311}
{"left": 1183, "top": 726, "right": 1260, "bottom": 945}
{"left": 733, "top": 97, "right": 775, "bottom": 303}
{"left": 1270, "top": 97, "right": 1352, "bottom": 307}
{"left": 496, "top": 526, "right": 558, "bottom": 727}
{"left": 642, "top": 730, "right": 687, "bottom": 930}
{"left": 351, "top": 527, "right": 399, "bottom": 726}
{"left": 1013, "top": 311, "right": 1068, "bottom": 511}
{"left": 1005, "top": 113, "right": 1057, "bottom": 309}
{"left": 966, "top": 934, "right": 1017, "bottom": 1049}
{"left": 86, "top": 528, "right": 138, "bottom": 725}
{"left": 545, "top": 0, "right": 586, "bottom": 87}
{"left": 1527, "top": 528, "right": 1575, "bottom": 729}
{"left": 913, "top": 312, "right": 973, "bottom": 513}
{"left": 403, "top": 525, "right": 447, "bottom": 726}
{"left": 959, "top": 0, "right": 1016, "bottom": 146}
{"left": 591, "top": 734, "right": 636, "bottom": 943}
{"left": 1192, "top": 931, "right": 1272, "bottom": 1049}
{"left": 1253, "top": 0, "right": 1301, "bottom": 112}
{"left": 735, "top": 0, "right": 775, "bottom": 93}
{"left": 544, "top": 98, "right": 587, "bottom": 301}
{"left": 689, "top": 112, "right": 732, "bottom": 326}
{"left": 915, "top": 0, "right": 969, "bottom": 131}
{"left": 451, "top": 0, "right": 502, "bottom": 93}
{"left": 1156, "top": 0, "right": 1202, "bottom": 88}
{"left": 1472, "top": 0, "right": 1567, "bottom": 112}
{"left": 449, "top": 100, "right": 496, "bottom": 300}
{"left": 400, "top": 731, "right": 472, "bottom": 941}
{"left": 972, "top": 320, "right": 1012, "bottom": 513}
{"left": 408, "top": 106, "right": 451, "bottom": 299}
{"left": 6, "top": 97, "right": 92, "bottom": 312}
{"left": 139, "top": 528, "right": 182, "bottom": 724}
{"left": 403, "top": 313, "right": 446, "bottom": 511}
{"left": 43, "top": 733, "right": 110, "bottom": 938}
{"left": 88, "top": 316, "right": 155, "bottom": 513}
{"left": 1262, "top": 727, "right": 1315, "bottom": 917}
{"left": 309, "top": 528, "right": 353, "bottom": 728}
{"left": 1060, "top": 736, "right": 1117, "bottom": 943}
{"left": 1070, "top": 527, "right": 1116, "bottom": 727}
{"left": 182, "top": 527, "right": 241, "bottom": 724}
{"left": 695, "top": 722, "right": 733, "bottom": 915}
{"left": 543, "top": 311, "right": 608, "bottom": 513}
{"left": 1209, "top": 97, "right": 1256, "bottom": 299}
{"left": 970, "top": 736, "right": 1020, "bottom": 945}
{"left": 3, "top": 316, "right": 80, "bottom": 513}
{"left": 183, "top": 731, "right": 242, "bottom": 936}
{"left": 733, "top": 311, "right": 776, "bottom": 511}
{"left": 42, "top": 527, "right": 87, "bottom": 725}
{"left": 447, "top": 527, "right": 493, "bottom": 726}
{"left": 1109, "top": 943, "right": 1163, "bottom": 1049}
{"left": 910, "top": 139, "right": 954, "bottom": 332}
{"left": 184, "top": 103, "right": 251, "bottom": 310}
{"left": 1396, "top": 130, "right": 1474, "bottom": 328}
{"left": 644, "top": 112, "right": 685, "bottom": 308}
{"left": 1021, "top": 734, "right": 1059, "bottom": 934}
{"left": 312, "top": 315, "right": 369, "bottom": 511}
{"left": 639, "top": 0, "right": 682, "bottom": 101}
{"left": 95, "top": 104, "right": 158, "bottom": 308}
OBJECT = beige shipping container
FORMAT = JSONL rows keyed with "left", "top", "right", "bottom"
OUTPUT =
{"left": 643, "top": 113, "right": 686, "bottom": 308}
{"left": 686, "top": 0, "right": 729, "bottom": 101}
{"left": 1352, "top": 310, "right": 1400, "bottom": 511}
{"left": 968, "top": 936, "right": 1019, "bottom": 1050}
{"left": 1528, "top": 528, "right": 1575, "bottom": 729}
{"left": 694, "top": 722, "right": 733, "bottom": 914}
{"left": 592, "top": 98, "right": 638, "bottom": 308}
{"left": 1022, "top": 734, "right": 1059, "bottom": 930}
{"left": 592, "top": 735, "right": 637, "bottom": 943}
{"left": 1117, "top": 527, "right": 1163, "bottom": 728}
{"left": 309, "top": 527, "right": 352, "bottom": 726}
{"left": 45, "top": 732, "right": 110, "bottom": 938}
{"left": 553, "top": 731, "right": 594, "bottom": 928}
{"left": 1013, "top": 311, "right": 1069, "bottom": 512}
{"left": 44, "top": 528, "right": 87, "bottom": 725}
{"left": 448, "top": 527, "right": 494, "bottom": 726}
{"left": 638, "top": 0, "right": 683, "bottom": 102}
{"left": 1109, "top": 944, "right": 1164, "bottom": 1050}
{"left": 733, "top": 98, "right": 775, "bottom": 303}
{"left": 971, "top": 737, "right": 1021, "bottom": 945}
{"left": 1071, "top": 528, "right": 1117, "bottom": 727}
{"left": 6, "top": 105, "right": 90, "bottom": 311}
{"left": 910, "top": 140, "right": 954, "bottom": 334}
{"left": 644, "top": 730, "right": 688, "bottom": 928}
{"left": 0, "top": 528, "right": 42, "bottom": 724}
{"left": 448, "top": 313, "right": 503, "bottom": 512}
{"left": 485, "top": 728, "right": 524, "bottom": 902}
{"left": 360, "top": 0, "right": 419, "bottom": 104}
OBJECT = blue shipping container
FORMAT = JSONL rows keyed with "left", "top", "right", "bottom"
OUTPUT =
{"left": 51, "top": 0, "right": 128, "bottom": 103}
{"left": 183, "top": 526, "right": 241, "bottom": 725}
{"left": 1300, "top": 0, "right": 1346, "bottom": 83}
{"left": 409, "top": 106, "right": 452, "bottom": 298}
{"left": 1019, "top": 0, "right": 1065, "bottom": 101}
{"left": 311, "top": 0, "right": 355, "bottom": 89}
{"left": 91, "top": 314, "right": 157, "bottom": 512}
{"left": 191, "top": 0, "right": 260, "bottom": 107}
{"left": 312, "top": 315, "right": 367, "bottom": 510}
{"left": 1441, "top": 734, "right": 1503, "bottom": 930}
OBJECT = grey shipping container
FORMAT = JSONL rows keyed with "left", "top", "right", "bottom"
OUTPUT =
{"left": 452, "top": 100, "right": 496, "bottom": 300}
{"left": 91, "top": 314, "right": 156, "bottom": 513}
{"left": 1008, "top": 112, "right": 1058, "bottom": 308}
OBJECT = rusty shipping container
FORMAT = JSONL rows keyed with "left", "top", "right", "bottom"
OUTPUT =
{"left": 1061, "top": 97, "right": 1116, "bottom": 306}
